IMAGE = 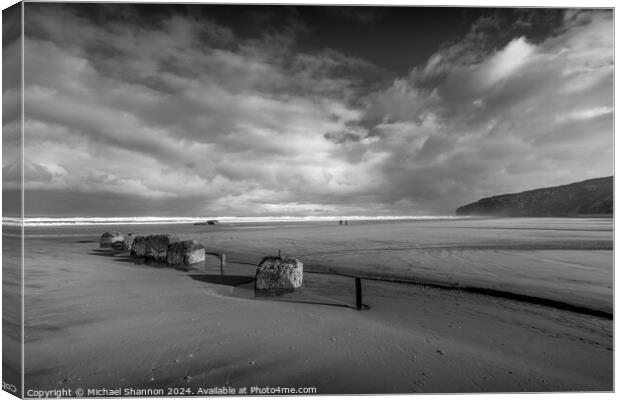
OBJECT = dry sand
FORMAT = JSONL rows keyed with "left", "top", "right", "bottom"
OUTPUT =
{"left": 13, "top": 218, "right": 613, "bottom": 393}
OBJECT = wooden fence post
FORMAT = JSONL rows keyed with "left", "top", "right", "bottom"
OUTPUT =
{"left": 355, "top": 277, "right": 362, "bottom": 310}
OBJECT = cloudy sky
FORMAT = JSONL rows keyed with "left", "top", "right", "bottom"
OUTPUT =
{"left": 2, "top": 4, "right": 613, "bottom": 217}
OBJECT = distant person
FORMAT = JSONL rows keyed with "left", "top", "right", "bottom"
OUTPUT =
{"left": 339, "top": 220, "right": 343, "bottom": 225}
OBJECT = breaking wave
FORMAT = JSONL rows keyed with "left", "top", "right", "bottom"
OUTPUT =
{"left": 4, "top": 215, "right": 465, "bottom": 227}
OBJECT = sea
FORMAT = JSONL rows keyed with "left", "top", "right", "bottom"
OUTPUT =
{"left": 3, "top": 215, "right": 465, "bottom": 227}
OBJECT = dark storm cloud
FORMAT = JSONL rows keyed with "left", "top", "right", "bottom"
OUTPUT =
{"left": 375, "top": 18, "right": 610, "bottom": 209}
{"left": 12, "top": 4, "right": 614, "bottom": 217}
{"left": 2, "top": 3, "right": 23, "bottom": 216}
{"left": 322, "top": 6, "right": 389, "bottom": 25}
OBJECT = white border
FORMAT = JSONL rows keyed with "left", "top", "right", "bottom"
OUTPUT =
{"left": 0, "top": 2, "right": 616, "bottom": 400}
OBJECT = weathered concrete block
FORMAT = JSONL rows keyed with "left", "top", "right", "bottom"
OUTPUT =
{"left": 100, "top": 231, "right": 124, "bottom": 248}
{"left": 255, "top": 256, "right": 303, "bottom": 291}
{"left": 125, "top": 233, "right": 136, "bottom": 248}
{"left": 111, "top": 240, "right": 130, "bottom": 252}
{"left": 167, "top": 240, "right": 205, "bottom": 268}
{"left": 130, "top": 236, "right": 147, "bottom": 257}
{"left": 145, "top": 234, "right": 180, "bottom": 263}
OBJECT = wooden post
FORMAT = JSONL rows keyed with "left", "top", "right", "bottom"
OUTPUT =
{"left": 355, "top": 277, "right": 362, "bottom": 310}
{"left": 220, "top": 253, "right": 226, "bottom": 275}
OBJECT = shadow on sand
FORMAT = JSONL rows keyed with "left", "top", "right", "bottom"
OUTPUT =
{"left": 256, "top": 296, "right": 368, "bottom": 310}
{"left": 225, "top": 282, "right": 369, "bottom": 310}
{"left": 90, "top": 249, "right": 369, "bottom": 311}
{"left": 189, "top": 274, "right": 255, "bottom": 287}
{"left": 88, "top": 249, "right": 124, "bottom": 257}
{"left": 89, "top": 248, "right": 147, "bottom": 265}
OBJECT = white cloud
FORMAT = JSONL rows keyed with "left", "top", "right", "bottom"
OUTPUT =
{"left": 478, "top": 37, "right": 535, "bottom": 86}
{"left": 357, "top": 10, "right": 612, "bottom": 210}
{"left": 11, "top": 6, "right": 614, "bottom": 216}
{"left": 20, "top": 5, "right": 387, "bottom": 216}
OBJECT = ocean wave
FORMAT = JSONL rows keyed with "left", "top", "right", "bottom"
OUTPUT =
{"left": 3, "top": 215, "right": 465, "bottom": 227}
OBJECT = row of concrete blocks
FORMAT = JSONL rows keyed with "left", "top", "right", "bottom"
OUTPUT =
{"left": 100, "top": 231, "right": 205, "bottom": 268}
{"left": 100, "top": 231, "right": 304, "bottom": 290}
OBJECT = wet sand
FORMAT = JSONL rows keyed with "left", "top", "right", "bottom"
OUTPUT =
{"left": 15, "top": 218, "right": 613, "bottom": 393}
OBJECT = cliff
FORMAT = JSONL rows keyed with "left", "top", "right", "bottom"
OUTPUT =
{"left": 456, "top": 177, "right": 613, "bottom": 217}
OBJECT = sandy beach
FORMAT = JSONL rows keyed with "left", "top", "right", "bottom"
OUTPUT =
{"left": 4, "top": 3, "right": 614, "bottom": 397}
{"left": 16, "top": 217, "right": 612, "bottom": 394}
